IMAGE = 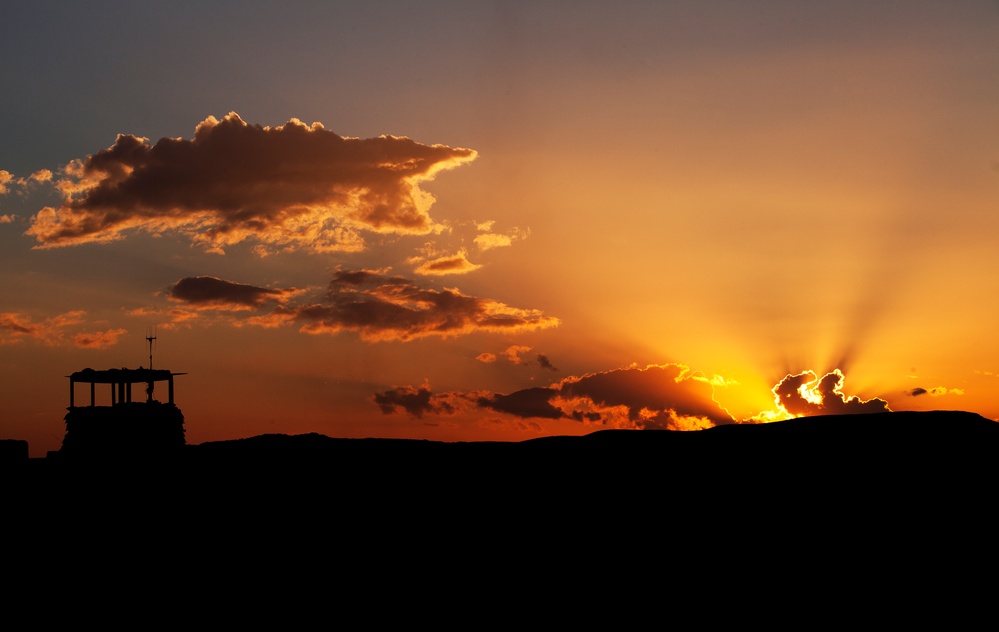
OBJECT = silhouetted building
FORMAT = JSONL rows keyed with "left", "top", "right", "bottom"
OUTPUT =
{"left": 56, "top": 367, "right": 187, "bottom": 458}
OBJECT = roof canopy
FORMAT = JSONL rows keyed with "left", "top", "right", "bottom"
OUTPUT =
{"left": 68, "top": 367, "right": 184, "bottom": 384}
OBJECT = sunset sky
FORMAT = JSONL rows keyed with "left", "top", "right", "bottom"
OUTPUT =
{"left": 2, "top": 1, "right": 997, "bottom": 457}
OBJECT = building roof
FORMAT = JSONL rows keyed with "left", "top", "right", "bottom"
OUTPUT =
{"left": 67, "top": 367, "right": 185, "bottom": 383}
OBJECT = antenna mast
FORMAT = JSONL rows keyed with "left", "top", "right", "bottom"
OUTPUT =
{"left": 146, "top": 326, "right": 157, "bottom": 369}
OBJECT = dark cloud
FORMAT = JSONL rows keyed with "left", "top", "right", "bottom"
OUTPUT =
{"left": 556, "top": 363, "right": 735, "bottom": 428}
{"left": 903, "top": 386, "right": 963, "bottom": 397}
{"left": 472, "top": 363, "right": 735, "bottom": 430}
{"left": 476, "top": 388, "right": 567, "bottom": 420}
{"left": 536, "top": 354, "right": 558, "bottom": 371}
{"left": 25, "top": 112, "right": 476, "bottom": 253}
{"left": 168, "top": 276, "right": 299, "bottom": 310}
{"left": 169, "top": 276, "right": 297, "bottom": 309}
{"left": 287, "top": 269, "right": 559, "bottom": 342}
{"left": 773, "top": 369, "right": 890, "bottom": 416}
{"left": 155, "top": 269, "right": 559, "bottom": 342}
{"left": 373, "top": 385, "right": 457, "bottom": 418}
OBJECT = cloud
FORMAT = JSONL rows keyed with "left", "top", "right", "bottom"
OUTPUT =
{"left": 772, "top": 369, "right": 890, "bottom": 416}
{"left": 73, "top": 328, "right": 127, "bottom": 349}
{"left": 30, "top": 169, "right": 53, "bottom": 184}
{"left": 476, "top": 352, "right": 497, "bottom": 363}
{"left": 291, "top": 270, "right": 559, "bottom": 342}
{"left": 0, "top": 311, "right": 123, "bottom": 348}
{"left": 0, "top": 168, "right": 55, "bottom": 196}
{"left": 447, "top": 363, "right": 736, "bottom": 430}
{"left": 373, "top": 384, "right": 458, "bottom": 418}
{"left": 168, "top": 276, "right": 302, "bottom": 311}
{"left": 477, "top": 387, "right": 568, "bottom": 420}
{"left": 150, "top": 269, "right": 559, "bottom": 342}
{"left": 473, "top": 225, "right": 529, "bottom": 251}
{"left": 904, "top": 386, "right": 964, "bottom": 397}
{"left": 553, "top": 363, "right": 736, "bottom": 429}
{"left": 411, "top": 249, "right": 482, "bottom": 276}
{"left": 1, "top": 215, "right": 14, "bottom": 224}
{"left": 126, "top": 306, "right": 200, "bottom": 330}
{"left": 503, "top": 345, "right": 532, "bottom": 364}
{"left": 25, "top": 112, "right": 476, "bottom": 253}
{"left": 478, "top": 416, "right": 544, "bottom": 433}
{"left": 536, "top": 354, "right": 558, "bottom": 371}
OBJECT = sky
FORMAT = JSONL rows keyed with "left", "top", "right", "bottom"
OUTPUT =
{"left": 2, "top": 1, "right": 997, "bottom": 457}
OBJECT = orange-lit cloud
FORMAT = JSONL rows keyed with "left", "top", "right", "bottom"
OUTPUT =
{"left": 473, "top": 222, "right": 528, "bottom": 251}
{"left": 379, "top": 362, "right": 735, "bottom": 431}
{"left": 0, "top": 310, "right": 123, "bottom": 349}
{"left": 771, "top": 369, "right": 890, "bottom": 417}
{"left": 476, "top": 346, "right": 557, "bottom": 370}
{"left": 0, "top": 168, "right": 54, "bottom": 195}
{"left": 292, "top": 270, "right": 559, "bottom": 342}
{"left": 477, "top": 416, "right": 543, "bottom": 433}
{"left": 503, "top": 345, "right": 532, "bottom": 364}
{"left": 167, "top": 276, "right": 303, "bottom": 311}
{"left": 411, "top": 248, "right": 481, "bottom": 276}
{"left": 126, "top": 306, "right": 200, "bottom": 330}
{"left": 25, "top": 112, "right": 476, "bottom": 253}
{"left": 160, "top": 268, "right": 559, "bottom": 342}
{"left": 30, "top": 169, "right": 53, "bottom": 184}
{"left": 0, "top": 214, "right": 14, "bottom": 224}
{"left": 552, "top": 363, "right": 735, "bottom": 428}
{"left": 73, "top": 328, "right": 127, "bottom": 349}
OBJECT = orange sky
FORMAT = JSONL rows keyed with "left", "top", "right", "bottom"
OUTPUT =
{"left": 2, "top": 2, "right": 997, "bottom": 457}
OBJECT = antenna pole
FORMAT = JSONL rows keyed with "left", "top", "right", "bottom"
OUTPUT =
{"left": 146, "top": 327, "right": 157, "bottom": 370}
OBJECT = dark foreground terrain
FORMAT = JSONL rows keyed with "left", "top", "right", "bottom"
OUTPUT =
{"left": 7, "top": 409, "right": 997, "bottom": 509}
{"left": 4, "top": 409, "right": 998, "bottom": 602}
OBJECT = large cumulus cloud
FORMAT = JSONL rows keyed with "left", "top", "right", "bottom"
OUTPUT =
{"left": 25, "top": 112, "right": 476, "bottom": 253}
{"left": 772, "top": 369, "right": 890, "bottom": 416}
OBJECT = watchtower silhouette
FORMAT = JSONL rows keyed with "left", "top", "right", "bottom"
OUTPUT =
{"left": 56, "top": 330, "right": 187, "bottom": 459}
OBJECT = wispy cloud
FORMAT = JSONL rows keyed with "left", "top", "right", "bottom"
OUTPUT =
{"left": 72, "top": 328, "right": 127, "bottom": 349}
{"left": 410, "top": 248, "right": 481, "bottom": 276}
{"left": 0, "top": 311, "right": 124, "bottom": 349}
{"left": 0, "top": 168, "right": 51, "bottom": 196}
{"left": 25, "top": 113, "right": 476, "bottom": 254}
{"left": 536, "top": 354, "right": 558, "bottom": 372}
{"left": 904, "top": 386, "right": 965, "bottom": 397}
{"left": 473, "top": 223, "right": 529, "bottom": 251}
